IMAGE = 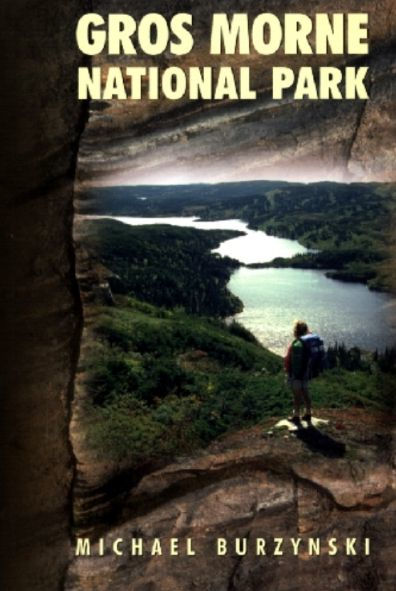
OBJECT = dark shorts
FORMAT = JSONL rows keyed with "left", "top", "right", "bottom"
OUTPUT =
{"left": 289, "top": 378, "right": 309, "bottom": 394}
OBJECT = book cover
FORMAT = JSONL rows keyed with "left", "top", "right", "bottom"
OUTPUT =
{"left": 1, "top": 2, "right": 395, "bottom": 590}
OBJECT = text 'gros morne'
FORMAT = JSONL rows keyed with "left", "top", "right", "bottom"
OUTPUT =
{"left": 76, "top": 12, "right": 370, "bottom": 101}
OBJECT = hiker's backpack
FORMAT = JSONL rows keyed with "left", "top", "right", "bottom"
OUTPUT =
{"left": 289, "top": 339, "right": 307, "bottom": 380}
{"left": 300, "top": 333, "right": 326, "bottom": 378}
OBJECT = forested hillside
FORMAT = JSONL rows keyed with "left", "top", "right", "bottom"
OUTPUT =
{"left": 80, "top": 219, "right": 242, "bottom": 316}
{"left": 76, "top": 218, "right": 395, "bottom": 463}
{"left": 197, "top": 183, "right": 395, "bottom": 289}
{"left": 77, "top": 181, "right": 396, "bottom": 290}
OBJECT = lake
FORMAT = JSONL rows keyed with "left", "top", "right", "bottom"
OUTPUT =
{"left": 229, "top": 267, "right": 395, "bottom": 355}
{"left": 86, "top": 215, "right": 396, "bottom": 354}
{"left": 102, "top": 216, "right": 308, "bottom": 264}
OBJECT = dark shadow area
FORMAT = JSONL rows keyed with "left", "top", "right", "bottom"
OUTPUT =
{"left": 294, "top": 425, "right": 346, "bottom": 458}
{"left": 0, "top": 1, "right": 89, "bottom": 589}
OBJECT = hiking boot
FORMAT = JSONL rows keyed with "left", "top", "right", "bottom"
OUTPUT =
{"left": 302, "top": 413, "right": 312, "bottom": 423}
{"left": 288, "top": 415, "right": 301, "bottom": 426}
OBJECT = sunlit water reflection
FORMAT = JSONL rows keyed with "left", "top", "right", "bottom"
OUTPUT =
{"left": 86, "top": 215, "right": 396, "bottom": 354}
{"left": 229, "top": 267, "right": 396, "bottom": 355}
{"left": 98, "top": 216, "right": 308, "bottom": 264}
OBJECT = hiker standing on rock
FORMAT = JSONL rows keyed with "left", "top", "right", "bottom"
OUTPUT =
{"left": 284, "top": 320, "right": 326, "bottom": 426}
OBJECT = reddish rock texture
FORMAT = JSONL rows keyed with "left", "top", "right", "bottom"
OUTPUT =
{"left": 77, "top": 0, "right": 396, "bottom": 185}
{"left": 1, "top": 1, "right": 88, "bottom": 590}
{"left": 1, "top": 2, "right": 395, "bottom": 591}
{"left": 66, "top": 410, "right": 396, "bottom": 590}
{"left": 69, "top": 200, "right": 396, "bottom": 591}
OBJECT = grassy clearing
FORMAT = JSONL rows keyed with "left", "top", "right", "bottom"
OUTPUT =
{"left": 83, "top": 297, "right": 393, "bottom": 463}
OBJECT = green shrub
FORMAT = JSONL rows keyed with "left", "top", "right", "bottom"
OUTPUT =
{"left": 227, "top": 320, "right": 259, "bottom": 344}
{"left": 86, "top": 348, "right": 141, "bottom": 406}
{"left": 84, "top": 297, "right": 392, "bottom": 463}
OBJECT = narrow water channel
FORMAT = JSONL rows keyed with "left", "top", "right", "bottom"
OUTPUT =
{"left": 88, "top": 215, "right": 396, "bottom": 354}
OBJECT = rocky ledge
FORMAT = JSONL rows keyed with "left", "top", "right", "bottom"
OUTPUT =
{"left": 76, "top": 1, "right": 396, "bottom": 185}
{"left": 67, "top": 408, "right": 396, "bottom": 591}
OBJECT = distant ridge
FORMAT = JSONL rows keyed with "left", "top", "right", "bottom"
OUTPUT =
{"left": 76, "top": 179, "right": 386, "bottom": 216}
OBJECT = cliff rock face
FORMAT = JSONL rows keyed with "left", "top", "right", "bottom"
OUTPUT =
{"left": 1, "top": 2, "right": 395, "bottom": 591}
{"left": 0, "top": 1, "right": 88, "bottom": 590}
{"left": 68, "top": 239, "right": 396, "bottom": 589}
{"left": 77, "top": 0, "right": 396, "bottom": 185}
{"left": 67, "top": 410, "right": 396, "bottom": 590}
{"left": 67, "top": 235, "right": 395, "bottom": 591}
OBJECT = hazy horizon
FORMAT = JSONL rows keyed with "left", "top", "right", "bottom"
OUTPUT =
{"left": 79, "top": 176, "right": 384, "bottom": 189}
